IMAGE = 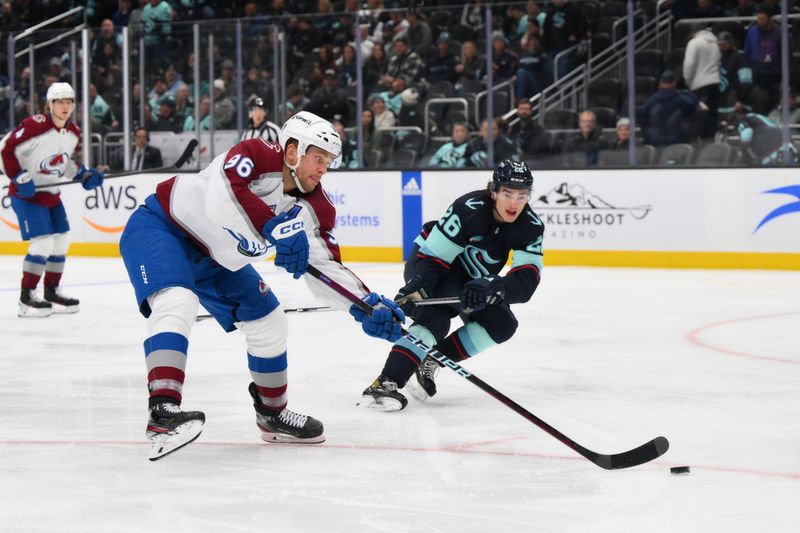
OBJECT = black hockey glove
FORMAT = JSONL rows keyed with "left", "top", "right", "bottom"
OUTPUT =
{"left": 459, "top": 276, "right": 504, "bottom": 312}
{"left": 393, "top": 275, "right": 430, "bottom": 319}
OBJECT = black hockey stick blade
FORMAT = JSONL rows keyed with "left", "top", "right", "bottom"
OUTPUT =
{"left": 306, "top": 264, "right": 670, "bottom": 470}
{"left": 589, "top": 436, "right": 670, "bottom": 470}
{"left": 173, "top": 138, "right": 199, "bottom": 169}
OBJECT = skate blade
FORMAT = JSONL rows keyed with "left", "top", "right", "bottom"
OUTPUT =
{"left": 405, "top": 380, "right": 431, "bottom": 403}
{"left": 259, "top": 431, "right": 325, "bottom": 444}
{"left": 49, "top": 303, "right": 79, "bottom": 314}
{"left": 356, "top": 395, "right": 407, "bottom": 411}
{"left": 18, "top": 304, "right": 52, "bottom": 318}
{"left": 148, "top": 419, "right": 204, "bottom": 461}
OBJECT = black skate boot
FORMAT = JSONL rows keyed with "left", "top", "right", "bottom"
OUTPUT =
{"left": 146, "top": 401, "right": 206, "bottom": 461}
{"left": 44, "top": 286, "right": 80, "bottom": 314}
{"left": 18, "top": 288, "right": 52, "bottom": 318}
{"left": 359, "top": 375, "right": 408, "bottom": 411}
{"left": 406, "top": 357, "right": 441, "bottom": 402}
{"left": 248, "top": 383, "right": 325, "bottom": 444}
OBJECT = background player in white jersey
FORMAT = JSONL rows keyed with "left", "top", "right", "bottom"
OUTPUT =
{"left": 119, "top": 111, "right": 405, "bottom": 460}
{"left": 239, "top": 96, "right": 281, "bottom": 143}
{"left": 361, "top": 160, "right": 545, "bottom": 410}
{"left": 0, "top": 82, "right": 105, "bottom": 317}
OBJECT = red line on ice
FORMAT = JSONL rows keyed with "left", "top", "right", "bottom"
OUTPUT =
{"left": 686, "top": 311, "right": 800, "bottom": 365}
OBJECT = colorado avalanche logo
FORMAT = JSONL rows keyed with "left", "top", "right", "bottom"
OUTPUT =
{"left": 38, "top": 152, "right": 70, "bottom": 177}
{"left": 258, "top": 279, "right": 271, "bottom": 296}
{"left": 223, "top": 227, "right": 268, "bottom": 257}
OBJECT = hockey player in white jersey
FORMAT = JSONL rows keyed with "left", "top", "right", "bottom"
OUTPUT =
{"left": 119, "top": 111, "right": 405, "bottom": 460}
{"left": 0, "top": 82, "right": 105, "bottom": 317}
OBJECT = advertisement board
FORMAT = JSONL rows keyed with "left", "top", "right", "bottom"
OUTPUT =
{"left": 421, "top": 168, "right": 800, "bottom": 263}
{"left": 1, "top": 167, "right": 798, "bottom": 269}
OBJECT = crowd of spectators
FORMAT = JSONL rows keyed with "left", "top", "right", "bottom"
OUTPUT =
{"left": 0, "top": 0, "right": 797, "bottom": 169}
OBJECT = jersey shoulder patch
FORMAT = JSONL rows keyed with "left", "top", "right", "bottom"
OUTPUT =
{"left": 20, "top": 115, "right": 54, "bottom": 137}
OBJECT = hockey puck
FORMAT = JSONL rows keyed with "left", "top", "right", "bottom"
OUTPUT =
{"left": 670, "top": 466, "right": 691, "bottom": 475}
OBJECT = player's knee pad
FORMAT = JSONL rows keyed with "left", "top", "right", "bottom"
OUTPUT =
{"left": 146, "top": 287, "right": 199, "bottom": 339}
{"left": 476, "top": 308, "right": 518, "bottom": 345}
{"left": 238, "top": 307, "right": 288, "bottom": 357}
{"left": 50, "top": 232, "right": 70, "bottom": 256}
{"left": 27, "top": 234, "right": 55, "bottom": 258}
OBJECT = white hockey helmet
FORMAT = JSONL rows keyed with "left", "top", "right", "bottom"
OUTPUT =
{"left": 279, "top": 111, "right": 342, "bottom": 170}
{"left": 46, "top": 82, "right": 75, "bottom": 102}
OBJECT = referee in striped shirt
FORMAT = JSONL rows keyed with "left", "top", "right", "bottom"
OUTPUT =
{"left": 240, "top": 96, "right": 281, "bottom": 142}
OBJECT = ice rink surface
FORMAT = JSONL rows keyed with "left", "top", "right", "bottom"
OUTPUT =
{"left": 0, "top": 256, "right": 798, "bottom": 532}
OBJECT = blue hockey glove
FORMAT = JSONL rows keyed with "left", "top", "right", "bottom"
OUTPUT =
{"left": 74, "top": 166, "right": 105, "bottom": 190}
{"left": 12, "top": 171, "right": 35, "bottom": 198}
{"left": 262, "top": 205, "right": 309, "bottom": 279}
{"left": 393, "top": 275, "right": 430, "bottom": 319}
{"left": 349, "top": 292, "right": 406, "bottom": 342}
{"left": 459, "top": 276, "right": 504, "bottom": 312}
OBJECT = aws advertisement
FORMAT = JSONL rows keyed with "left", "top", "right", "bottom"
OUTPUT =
{"left": 0, "top": 168, "right": 798, "bottom": 268}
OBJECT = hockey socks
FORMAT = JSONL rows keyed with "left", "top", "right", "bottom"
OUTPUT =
{"left": 381, "top": 322, "right": 499, "bottom": 403}
{"left": 144, "top": 332, "right": 188, "bottom": 405}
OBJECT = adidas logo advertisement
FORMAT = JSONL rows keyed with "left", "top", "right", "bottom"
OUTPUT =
{"left": 402, "top": 176, "right": 422, "bottom": 196}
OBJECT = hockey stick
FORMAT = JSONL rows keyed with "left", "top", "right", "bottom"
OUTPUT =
{"left": 306, "top": 264, "right": 669, "bottom": 470}
{"left": 36, "top": 139, "right": 199, "bottom": 190}
{"left": 195, "top": 305, "right": 333, "bottom": 322}
{"left": 413, "top": 297, "right": 461, "bottom": 307}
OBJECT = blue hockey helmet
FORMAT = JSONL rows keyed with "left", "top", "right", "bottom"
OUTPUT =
{"left": 491, "top": 160, "right": 533, "bottom": 193}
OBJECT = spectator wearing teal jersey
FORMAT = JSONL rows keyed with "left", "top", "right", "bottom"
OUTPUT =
{"left": 89, "top": 84, "right": 119, "bottom": 131}
{"left": 142, "top": 0, "right": 172, "bottom": 64}
{"left": 429, "top": 123, "right": 470, "bottom": 168}
{"left": 183, "top": 95, "right": 212, "bottom": 131}
{"left": 736, "top": 111, "right": 798, "bottom": 166}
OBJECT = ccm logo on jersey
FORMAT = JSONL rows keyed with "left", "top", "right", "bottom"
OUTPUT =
{"left": 39, "top": 152, "right": 70, "bottom": 176}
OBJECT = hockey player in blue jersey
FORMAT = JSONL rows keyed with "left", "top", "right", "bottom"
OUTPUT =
{"left": 360, "top": 160, "right": 545, "bottom": 410}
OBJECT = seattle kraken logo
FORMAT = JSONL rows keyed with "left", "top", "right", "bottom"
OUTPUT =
{"left": 754, "top": 185, "right": 800, "bottom": 233}
{"left": 38, "top": 152, "right": 70, "bottom": 176}
{"left": 459, "top": 245, "right": 501, "bottom": 279}
{"left": 223, "top": 227, "right": 268, "bottom": 257}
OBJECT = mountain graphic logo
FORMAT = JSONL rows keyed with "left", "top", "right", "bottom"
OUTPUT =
{"left": 754, "top": 185, "right": 800, "bottom": 233}
{"left": 533, "top": 182, "right": 652, "bottom": 220}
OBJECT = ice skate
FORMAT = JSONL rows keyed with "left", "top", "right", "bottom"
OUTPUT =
{"left": 146, "top": 402, "right": 205, "bottom": 461}
{"left": 358, "top": 375, "right": 408, "bottom": 411}
{"left": 44, "top": 286, "right": 80, "bottom": 314}
{"left": 249, "top": 383, "right": 325, "bottom": 444}
{"left": 406, "top": 357, "right": 440, "bottom": 402}
{"left": 18, "top": 289, "right": 52, "bottom": 318}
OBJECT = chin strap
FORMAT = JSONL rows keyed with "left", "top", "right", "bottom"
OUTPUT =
{"left": 284, "top": 154, "right": 308, "bottom": 194}
{"left": 289, "top": 168, "right": 308, "bottom": 194}
{"left": 289, "top": 168, "right": 307, "bottom": 193}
